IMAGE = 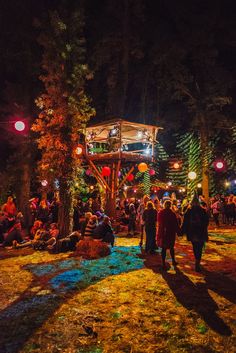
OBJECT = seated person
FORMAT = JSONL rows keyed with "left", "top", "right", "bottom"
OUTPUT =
{"left": 84, "top": 215, "right": 98, "bottom": 239}
{"left": 95, "top": 211, "right": 104, "bottom": 224}
{"left": 3, "top": 221, "right": 24, "bottom": 247}
{"left": 14, "top": 222, "right": 59, "bottom": 250}
{"left": 30, "top": 220, "right": 43, "bottom": 239}
{"left": 92, "top": 216, "right": 115, "bottom": 247}
{"left": 80, "top": 212, "right": 92, "bottom": 238}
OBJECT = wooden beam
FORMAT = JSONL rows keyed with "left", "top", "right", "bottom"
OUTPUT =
{"left": 118, "top": 166, "right": 135, "bottom": 190}
{"left": 87, "top": 159, "right": 111, "bottom": 191}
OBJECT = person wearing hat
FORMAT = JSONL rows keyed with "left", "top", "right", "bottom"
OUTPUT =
{"left": 182, "top": 193, "right": 209, "bottom": 272}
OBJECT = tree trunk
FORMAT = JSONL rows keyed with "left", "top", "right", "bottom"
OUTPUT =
{"left": 58, "top": 179, "right": 74, "bottom": 237}
{"left": 121, "top": 0, "right": 130, "bottom": 115}
{"left": 200, "top": 123, "right": 210, "bottom": 204}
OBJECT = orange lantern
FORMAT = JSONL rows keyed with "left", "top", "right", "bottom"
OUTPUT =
{"left": 138, "top": 162, "right": 148, "bottom": 173}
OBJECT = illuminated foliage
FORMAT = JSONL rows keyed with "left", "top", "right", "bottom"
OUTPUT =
{"left": 32, "top": 9, "right": 95, "bottom": 235}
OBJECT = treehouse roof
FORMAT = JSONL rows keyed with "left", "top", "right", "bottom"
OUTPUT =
{"left": 86, "top": 119, "right": 162, "bottom": 144}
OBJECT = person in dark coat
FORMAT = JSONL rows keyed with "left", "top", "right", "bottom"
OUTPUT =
{"left": 157, "top": 200, "right": 181, "bottom": 268}
{"left": 93, "top": 216, "right": 115, "bottom": 246}
{"left": 143, "top": 201, "right": 158, "bottom": 254}
{"left": 182, "top": 194, "right": 209, "bottom": 272}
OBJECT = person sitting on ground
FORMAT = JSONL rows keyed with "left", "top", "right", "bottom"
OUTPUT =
{"left": 84, "top": 215, "right": 98, "bottom": 239}
{"left": 80, "top": 212, "right": 92, "bottom": 238}
{"left": 3, "top": 221, "right": 24, "bottom": 247}
{"left": 30, "top": 220, "right": 43, "bottom": 239}
{"left": 92, "top": 216, "right": 115, "bottom": 246}
{"left": 14, "top": 222, "right": 59, "bottom": 250}
{"left": 95, "top": 211, "right": 104, "bottom": 224}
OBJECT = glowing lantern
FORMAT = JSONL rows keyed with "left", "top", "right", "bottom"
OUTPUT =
{"left": 41, "top": 179, "right": 48, "bottom": 187}
{"left": 138, "top": 162, "right": 148, "bottom": 173}
{"left": 75, "top": 144, "right": 83, "bottom": 156}
{"left": 216, "top": 162, "right": 223, "bottom": 169}
{"left": 14, "top": 121, "right": 25, "bottom": 132}
{"left": 149, "top": 169, "right": 155, "bottom": 176}
{"left": 173, "top": 162, "right": 180, "bottom": 169}
{"left": 118, "top": 171, "right": 121, "bottom": 178}
{"left": 188, "top": 171, "right": 197, "bottom": 180}
{"left": 197, "top": 183, "right": 202, "bottom": 188}
{"left": 86, "top": 169, "right": 92, "bottom": 176}
{"left": 127, "top": 173, "right": 134, "bottom": 182}
{"left": 102, "top": 166, "right": 111, "bottom": 177}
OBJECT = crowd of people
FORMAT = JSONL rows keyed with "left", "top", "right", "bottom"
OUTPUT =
{"left": 0, "top": 191, "right": 235, "bottom": 272}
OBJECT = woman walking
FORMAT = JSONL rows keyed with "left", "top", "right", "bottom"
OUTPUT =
{"left": 157, "top": 200, "right": 181, "bottom": 269}
{"left": 143, "top": 201, "right": 157, "bottom": 254}
{"left": 182, "top": 195, "right": 209, "bottom": 272}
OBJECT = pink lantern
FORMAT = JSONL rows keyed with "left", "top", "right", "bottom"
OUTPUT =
{"left": 149, "top": 169, "right": 155, "bottom": 176}
{"left": 102, "top": 166, "right": 111, "bottom": 177}
{"left": 127, "top": 173, "right": 134, "bottom": 182}
{"left": 118, "top": 171, "right": 121, "bottom": 178}
{"left": 86, "top": 169, "right": 92, "bottom": 176}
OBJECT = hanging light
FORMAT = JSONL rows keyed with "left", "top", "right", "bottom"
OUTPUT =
{"left": 173, "top": 162, "right": 180, "bottom": 169}
{"left": 127, "top": 173, "right": 134, "bottom": 181}
{"left": 102, "top": 166, "right": 111, "bottom": 177}
{"left": 225, "top": 181, "right": 230, "bottom": 187}
{"left": 167, "top": 181, "right": 172, "bottom": 186}
{"left": 41, "top": 180, "right": 48, "bottom": 187}
{"left": 149, "top": 169, "right": 155, "bottom": 176}
{"left": 188, "top": 171, "right": 197, "bottom": 180}
{"left": 137, "top": 130, "right": 143, "bottom": 139}
{"left": 14, "top": 120, "right": 25, "bottom": 132}
{"left": 75, "top": 144, "right": 83, "bottom": 156}
{"left": 138, "top": 163, "right": 148, "bottom": 172}
{"left": 197, "top": 183, "right": 202, "bottom": 188}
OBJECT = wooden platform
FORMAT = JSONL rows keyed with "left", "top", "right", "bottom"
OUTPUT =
{"left": 86, "top": 151, "right": 153, "bottom": 163}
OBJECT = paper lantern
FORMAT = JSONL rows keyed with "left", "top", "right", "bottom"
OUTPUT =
{"left": 14, "top": 121, "right": 25, "bottom": 132}
{"left": 75, "top": 144, "right": 83, "bottom": 156}
{"left": 102, "top": 166, "right": 111, "bottom": 177}
{"left": 118, "top": 171, "right": 121, "bottom": 177}
{"left": 149, "top": 169, "right": 155, "bottom": 176}
{"left": 188, "top": 171, "right": 197, "bottom": 180}
{"left": 41, "top": 179, "right": 48, "bottom": 187}
{"left": 86, "top": 169, "right": 92, "bottom": 176}
{"left": 138, "top": 163, "right": 148, "bottom": 173}
{"left": 127, "top": 173, "right": 134, "bottom": 182}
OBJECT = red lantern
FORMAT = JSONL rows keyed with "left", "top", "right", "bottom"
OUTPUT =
{"left": 149, "top": 169, "right": 155, "bottom": 176}
{"left": 102, "top": 166, "right": 111, "bottom": 177}
{"left": 127, "top": 173, "right": 134, "bottom": 182}
{"left": 86, "top": 169, "right": 92, "bottom": 176}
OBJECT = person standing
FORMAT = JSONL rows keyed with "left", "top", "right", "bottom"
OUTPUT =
{"left": 157, "top": 200, "right": 181, "bottom": 269}
{"left": 143, "top": 201, "right": 158, "bottom": 254}
{"left": 182, "top": 195, "right": 209, "bottom": 272}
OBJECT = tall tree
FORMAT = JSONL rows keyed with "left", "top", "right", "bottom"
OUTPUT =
{"left": 32, "top": 7, "right": 95, "bottom": 236}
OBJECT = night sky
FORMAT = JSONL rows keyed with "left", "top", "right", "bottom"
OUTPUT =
{"left": 0, "top": 0, "right": 236, "bottom": 170}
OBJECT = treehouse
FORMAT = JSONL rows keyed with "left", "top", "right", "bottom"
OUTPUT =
{"left": 84, "top": 119, "right": 162, "bottom": 217}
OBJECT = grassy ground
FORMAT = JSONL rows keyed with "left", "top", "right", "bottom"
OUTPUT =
{"left": 0, "top": 228, "right": 235, "bottom": 353}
